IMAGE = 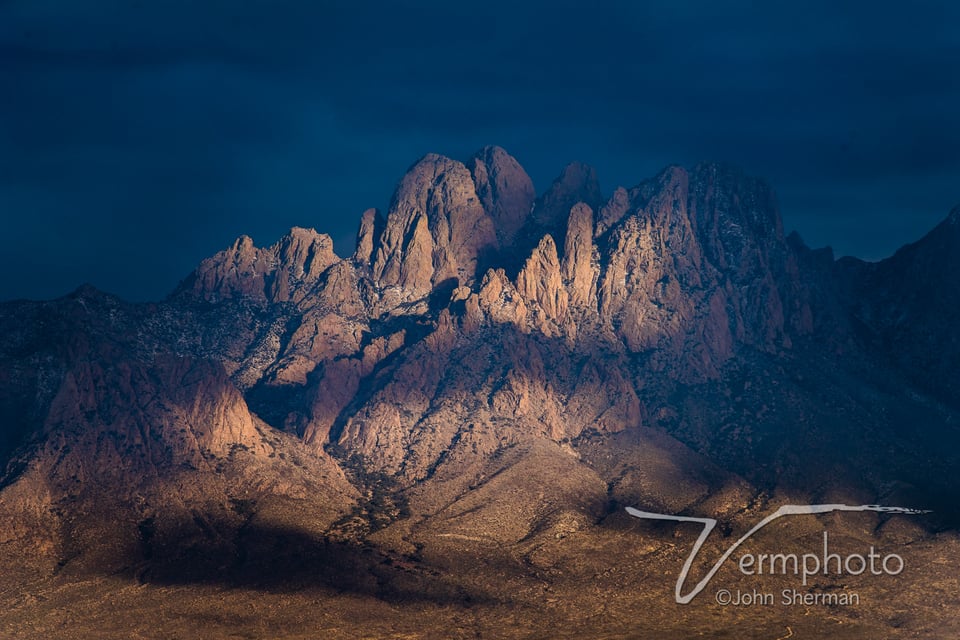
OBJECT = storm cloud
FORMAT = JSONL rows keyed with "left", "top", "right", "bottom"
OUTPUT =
{"left": 2, "top": 0, "right": 958, "bottom": 300}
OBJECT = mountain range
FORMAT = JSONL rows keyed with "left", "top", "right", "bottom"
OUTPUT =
{"left": 1, "top": 146, "right": 958, "bottom": 639}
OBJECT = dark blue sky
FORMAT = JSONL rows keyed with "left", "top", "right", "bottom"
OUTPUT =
{"left": 1, "top": 1, "right": 958, "bottom": 301}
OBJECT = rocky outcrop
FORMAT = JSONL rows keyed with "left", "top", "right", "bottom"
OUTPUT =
{"left": 40, "top": 356, "right": 264, "bottom": 475}
{"left": 561, "top": 203, "right": 599, "bottom": 311}
{"left": 530, "top": 162, "right": 603, "bottom": 244}
{"left": 591, "top": 164, "right": 794, "bottom": 377}
{"left": 596, "top": 186, "right": 631, "bottom": 236}
{"left": 370, "top": 154, "right": 498, "bottom": 308}
{"left": 181, "top": 227, "right": 340, "bottom": 304}
{"left": 353, "top": 208, "right": 384, "bottom": 267}
{"left": 461, "top": 269, "right": 529, "bottom": 331}
{"left": 516, "top": 235, "right": 568, "bottom": 334}
{"left": 469, "top": 146, "right": 535, "bottom": 248}
{"left": 0, "top": 289, "right": 359, "bottom": 574}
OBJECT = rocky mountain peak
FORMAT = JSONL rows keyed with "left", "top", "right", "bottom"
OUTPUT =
{"left": 530, "top": 162, "right": 603, "bottom": 242}
{"left": 233, "top": 234, "right": 255, "bottom": 252}
{"left": 690, "top": 162, "right": 784, "bottom": 243}
{"left": 586, "top": 162, "right": 798, "bottom": 376}
{"left": 353, "top": 208, "right": 384, "bottom": 267}
{"left": 562, "top": 203, "right": 599, "bottom": 310}
{"left": 551, "top": 162, "right": 603, "bottom": 204}
{"left": 841, "top": 202, "right": 960, "bottom": 401}
{"left": 177, "top": 228, "right": 340, "bottom": 304}
{"left": 469, "top": 145, "right": 535, "bottom": 248}
{"left": 596, "top": 186, "right": 631, "bottom": 236}
{"left": 370, "top": 153, "right": 498, "bottom": 308}
{"left": 516, "top": 234, "right": 568, "bottom": 333}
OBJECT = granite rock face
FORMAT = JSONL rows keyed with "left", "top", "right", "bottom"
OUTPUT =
{"left": 183, "top": 227, "right": 339, "bottom": 304}
{"left": 369, "top": 153, "right": 498, "bottom": 308}
{"left": 530, "top": 161, "right": 603, "bottom": 247}
{"left": 0, "top": 296, "right": 355, "bottom": 571}
{"left": 469, "top": 145, "right": 536, "bottom": 248}
{"left": 562, "top": 202, "right": 599, "bottom": 311}
{"left": 590, "top": 164, "right": 794, "bottom": 378}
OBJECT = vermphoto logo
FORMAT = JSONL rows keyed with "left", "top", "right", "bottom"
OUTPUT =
{"left": 626, "top": 504, "right": 929, "bottom": 604}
